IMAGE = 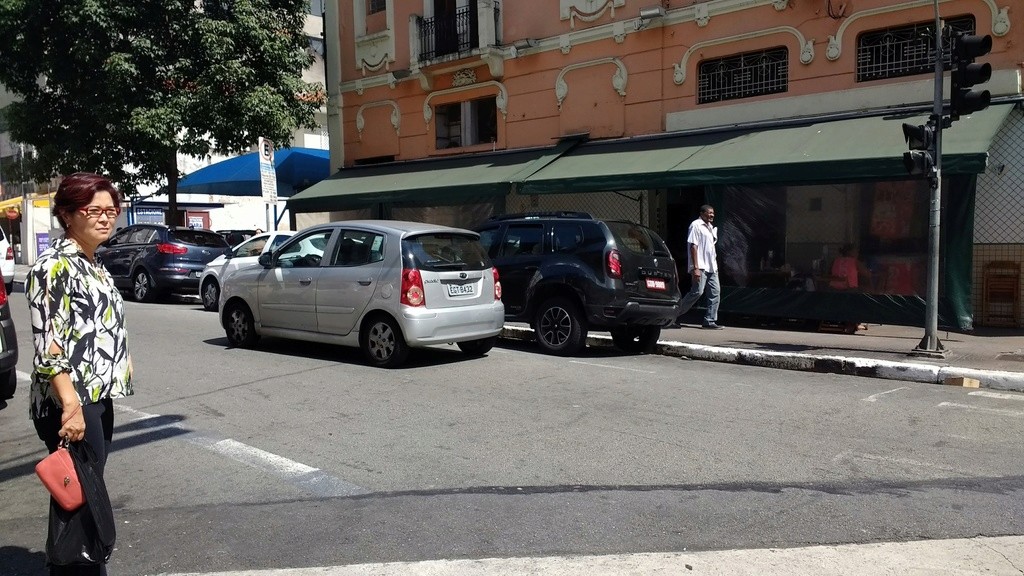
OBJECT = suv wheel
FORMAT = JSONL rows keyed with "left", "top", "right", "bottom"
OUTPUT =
{"left": 610, "top": 326, "right": 661, "bottom": 354}
{"left": 361, "top": 315, "right": 410, "bottom": 368}
{"left": 201, "top": 279, "right": 220, "bottom": 312}
{"left": 533, "top": 297, "right": 587, "bottom": 356}
{"left": 132, "top": 269, "right": 156, "bottom": 302}
{"left": 224, "top": 303, "right": 259, "bottom": 348}
{"left": 457, "top": 336, "right": 497, "bottom": 357}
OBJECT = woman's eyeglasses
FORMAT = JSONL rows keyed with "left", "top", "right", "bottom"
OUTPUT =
{"left": 79, "top": 207, "right": 121, "bottom": 219}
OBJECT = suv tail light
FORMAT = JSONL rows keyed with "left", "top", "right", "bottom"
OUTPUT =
{"left": 4, "top": 246, "right": 12, "bottom": 261}
{"left": 401, "top": 268, "right": 425, "bottom": 307}
{"left": 0, "top": 274, "right": 6, "bottom": 306}
{"left": 492, "top": 267, "right": 502, "bottom": 301}
{"left": 606, "top": 249, "right": 622, "bottom": 279}
{"left": 156, "top": 243, "right": 188, "bottom": 255}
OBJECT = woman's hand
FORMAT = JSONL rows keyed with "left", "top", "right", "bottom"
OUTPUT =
{"left": 60, "top": 408, "right": 86, "bottom": 442}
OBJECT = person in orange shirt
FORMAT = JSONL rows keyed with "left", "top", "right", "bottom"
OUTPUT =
{"left": 829, "top": 244, "right": 871, "bottom": 332}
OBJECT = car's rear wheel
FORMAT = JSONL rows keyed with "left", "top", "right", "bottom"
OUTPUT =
{"left": 132, "top": 269, "right": 156, "bottom": 302}
{"left": 610, "top": 326, "right": 662, "bottom": 354}
{"left": 361, "top": 315, "right": 409, "bottom": 368}
{"left": 533, "top": 296, "right": 587, "bottom": 356}
{"left": 0, "top": 369, "right": 15, "bottom": 400}
{"left": 457, "top": 336, "right": 497, "bottom": 357}
{"left": 224, "top": 303, "right": 259, "bottom": 348}
{"left": 201, "top": 279, "right": 220, "bottom": 312}
{"left": 4, "top": 281, "right": 12, "bottom": 294}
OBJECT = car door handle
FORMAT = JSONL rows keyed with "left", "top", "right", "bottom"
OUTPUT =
{"left": 299, "top": 278, "right": 313, "bottom": 286}
{"left": 358, "top": 279, "right": 373, "bottom": 286}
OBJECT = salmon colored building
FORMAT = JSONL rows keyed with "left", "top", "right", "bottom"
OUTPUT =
{"left": 289, "top": 0, "right": 1023, "bottom": 331}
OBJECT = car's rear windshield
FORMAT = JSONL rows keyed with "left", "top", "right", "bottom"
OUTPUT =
{"left": 404, "top": 233, "right": 490, "bottom": 271}
{"left": 170, "top": 230, "right": 230, "bottom": 248}
{"left": 605, "top": 222, "right": 671, "bottom": 256}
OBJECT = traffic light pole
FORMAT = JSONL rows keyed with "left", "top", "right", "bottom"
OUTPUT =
{"left": 912, "top": 1, "right": 946, "bottom": 357}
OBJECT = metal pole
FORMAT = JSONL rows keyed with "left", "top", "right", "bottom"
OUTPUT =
{"left": 912, "top": 0, "right": 946, "bottom": 357}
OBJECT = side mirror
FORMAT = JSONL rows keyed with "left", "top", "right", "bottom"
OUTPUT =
{"left": 258, "top": 252, "right": 273, "bottom": 268}
{"left": 223, "top": 250, "right": 234, "bottom": 260}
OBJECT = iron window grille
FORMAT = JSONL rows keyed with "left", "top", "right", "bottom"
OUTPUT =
{"left": 856, "top": 16, "right": 975, "bottom": 82}
{"left": 698, "top": 47, "right": 789, "bottom": 104}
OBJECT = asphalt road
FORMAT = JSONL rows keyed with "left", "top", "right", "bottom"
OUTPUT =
{"left": 1, "top": 293, "right": 1023, "bottom": 575}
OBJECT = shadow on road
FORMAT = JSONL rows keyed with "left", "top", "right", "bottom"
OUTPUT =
{"left": 0, "top": 545, "right": 47, "bottom": 576}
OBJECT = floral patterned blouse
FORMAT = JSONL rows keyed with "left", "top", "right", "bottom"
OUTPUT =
{"left": 26, "top": 236, "right": 132, "bottom": 419}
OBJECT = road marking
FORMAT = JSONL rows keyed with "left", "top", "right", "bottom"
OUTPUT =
{"left": 937, "top": 402, "right": 1024, "bottom": 418}
{"left": 159, "top": 535, "right": 1024, "bottom": 576}
{"left": 569, "top": 361, "right": 655, "bottom": 374}
{"left": 114, "top": 405, "right": 369, "bottom": 497}
{"left": 862, "top": 386, "right": 909, "bottom": 402}
{"left": 969, "top": 390, "right": 1024, "bottom": 401}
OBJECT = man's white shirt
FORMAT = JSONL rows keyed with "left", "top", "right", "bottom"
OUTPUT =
{"left": 686, "top": 217, "right": 718, "bottom": 273}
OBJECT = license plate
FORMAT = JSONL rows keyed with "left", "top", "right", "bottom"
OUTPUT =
{"left": 447, "top": 283, "right": 475, "bottom": 297}
{"left": 645, "top": 278, "right": 667, "bottom": 291}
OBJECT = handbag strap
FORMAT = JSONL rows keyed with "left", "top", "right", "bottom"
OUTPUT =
{"left": 61, "top": 404, "right": 81, "bottom": 426}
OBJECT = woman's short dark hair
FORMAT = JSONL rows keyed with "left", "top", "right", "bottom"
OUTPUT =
{"left": 53, "top": 172, "right": 121, "bottom": 230}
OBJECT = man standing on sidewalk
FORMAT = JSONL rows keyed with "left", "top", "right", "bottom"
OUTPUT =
{"left": 678, "top": 205, "right": 722, "bottom": 329}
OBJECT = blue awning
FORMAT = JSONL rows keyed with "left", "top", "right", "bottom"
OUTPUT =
{"left": 176, "top": 147, "right": 330, "bottom": 198}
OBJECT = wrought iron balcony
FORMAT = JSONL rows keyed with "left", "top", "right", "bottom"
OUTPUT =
{"left": 419, "top": 4, "right": 478, "bottom": 61}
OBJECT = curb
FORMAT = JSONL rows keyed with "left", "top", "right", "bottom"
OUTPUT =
{"left": 499, "top": 326, "right": 1024, "bottom": 392}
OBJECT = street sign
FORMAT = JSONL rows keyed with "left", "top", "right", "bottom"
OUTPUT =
{"left": 258, "top": 137, "right": 278, "bottom": 204}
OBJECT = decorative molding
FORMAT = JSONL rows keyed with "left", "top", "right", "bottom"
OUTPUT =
{"left": 613, "top": 21, "right": 626, "bottom": 43}
{"left": 555, "top": 57, "right": 628, "bottom": 109}
{"left": 452, "top": 69, "right": 478, "bottom": 87}
{"left": 422, "top": 80, "right": 509, "bottom": 122}
{"left": 773, "top": 0, "right": 789, "bottom": 10}
{"left": 673, "top": 26, "right": 814, "bottom": 86}
{"left": 560, "top": 34, "right": 572, "bottom": 55}
{"left": 355, "top": 100, "right": 401, "bottom": 139}
{"left": 560, "top": 0, "right": 625, "bottom": 29}
{"left": 825, "top": 0, "right": 1010, "bottom": 62}
{"left": 480, "top": 52, "right": 504, "bottom": 78}
{"left": 695, "top": 3, "right": 710, "bottom": 27}
{"left": 356, "top": 31, "right": 395, "bottom": 75}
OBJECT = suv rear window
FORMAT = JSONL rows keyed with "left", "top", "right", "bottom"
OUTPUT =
{"left": 171, "top": 230, "right": 230, "bottom": 248}
{"left": 405, "top": 233, "right": 490, "bottom": 271}
{"left": 605, "top": 222, "right": 670, "bottom": 256}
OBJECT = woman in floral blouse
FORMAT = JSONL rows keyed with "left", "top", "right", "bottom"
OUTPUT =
{"left": 27, "top": 172, "right": 132, "bottom": 576}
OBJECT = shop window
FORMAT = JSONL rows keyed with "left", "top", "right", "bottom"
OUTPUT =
{"left": 368, "top": 0, "right": 386, "bottom": 14}
{"left": 697, "top": 47, "right": 788, "bottom": 104}
{"left": 856, "top": 16, "right": 974, "bottom": 82}
{"left": 434, "top": 97, "right": 498, "bottom": 150}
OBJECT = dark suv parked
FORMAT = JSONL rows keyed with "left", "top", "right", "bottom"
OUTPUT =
{"left": 0, "top": 269, "right": 18, "bottom": 402}
{"left": 476, "top": 212, "right": 682, "bottom": 355}
{"left": 97, "top": 224, "right": 230, "bottom": 302}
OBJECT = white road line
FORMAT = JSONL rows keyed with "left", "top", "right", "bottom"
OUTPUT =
{"left": 158, "top": 535, "right": 1024, "bottom": 576}
{"left": 568, "top": 361, "right": 655, "bottom": 374}
{"left": 862, "top": 386, "right": 909, "bottom": 402}
{"left": 937, "top": 402, "right": 1024, "bottom": 418}
{"left": 969, "top": 390, "right": 1024, "bottom": 401}
{"left": 113, "top": 404, "right": 369, "bottom": 496}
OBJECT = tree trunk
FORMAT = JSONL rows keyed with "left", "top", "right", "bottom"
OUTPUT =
{"left": 166, "top": 150, "right": 180, "bottom": 226}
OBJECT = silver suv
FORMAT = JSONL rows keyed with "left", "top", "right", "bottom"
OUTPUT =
{"left": 219, "top": 221, "right": 505, "bottom": 368}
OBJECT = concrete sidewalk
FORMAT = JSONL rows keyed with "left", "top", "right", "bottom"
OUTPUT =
{"left": 502, "top": 315, "right": 1024, "bottom": 392}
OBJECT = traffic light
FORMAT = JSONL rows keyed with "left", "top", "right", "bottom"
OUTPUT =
{"left": 902, "top": 122, "right": 936, "bottom": 177}
{"left": 950, "top": 32, "right": 992, "bottom": 120}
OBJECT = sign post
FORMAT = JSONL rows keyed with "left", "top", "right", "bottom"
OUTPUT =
{"left": 258, "top": 137, "right": 278, "bottom": 231}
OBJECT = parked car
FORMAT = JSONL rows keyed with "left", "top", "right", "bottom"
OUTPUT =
{"left": 0, "top": 269, "right": 18, "bottom": 400}
{"left": 0, "top": 226, "right": 14, "bottom": 293}
{"left": 219, "top": 220, "right": 504, "bottom": 368}
{"left": 96, "top": 224, "right": 230, "bottom": 302}
{"left": 476, "top": 212, "right": 682, "bottom": 355}
{"left": 199, "top": 231, "right": 294, "bottom": 311}
{"left": 217, "top": 229, "right": 259, "bottom": 246}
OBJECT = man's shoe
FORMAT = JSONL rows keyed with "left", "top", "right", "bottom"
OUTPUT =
{"left": 701, "top": 322, "right": 724, "bottom": 330}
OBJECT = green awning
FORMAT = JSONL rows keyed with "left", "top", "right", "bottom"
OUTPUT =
{"left": 520, "top": 104, "right": 1014, "bottom": 194}
{"left": 287, "top": 144, "right": 570, "bottom": 213}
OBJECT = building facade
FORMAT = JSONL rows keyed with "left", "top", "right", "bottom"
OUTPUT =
{"left": 292, "top": 0, "right": 1023, "bottom": 330}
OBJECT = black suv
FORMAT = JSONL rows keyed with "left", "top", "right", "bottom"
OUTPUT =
{"left": 97, "top": 224, "right": 230, "bottom": 302}
{"left": 477, "top": 212, "right": 682, "bottom": 355}
{"left": 0, "top": 268, "right": 17, "bottom": 403}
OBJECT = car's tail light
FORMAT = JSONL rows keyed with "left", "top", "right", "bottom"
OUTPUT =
{"left": 4, "top": 246, "right": 12, "bottom": 261}
{"left": 156, "top": 243, "right": 188, "bottom": 255}
{"left": 606, "top": 249, "right": 622, "bottom": 279}
{"left": 492, "top": 267, "right": 502, "bottom": 301}
{"left": 0, "top": 274, "right": 6, "bottom": 306}
{"left": 401, "top": 268, "right": 425, "bottom": 307}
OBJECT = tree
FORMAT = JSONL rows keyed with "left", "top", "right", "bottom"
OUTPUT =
{"left": 0, "top": 0, "right": 324, "bottom": 223}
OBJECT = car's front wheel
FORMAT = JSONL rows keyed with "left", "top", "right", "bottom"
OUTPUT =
{"left": 533, "top": 296, "right": 587, "bottom": 356}
{"left": 132, "top": 269, "right": 156, "bottom": 302}
{"left": 201, "top": 279, "right": 220, "bottom": 312}
{"left": 224, "top": 303, "right": 259, "bottom": 348}
{"left": 610, "top": 326, "right": 662, "bottom": 354}
{"left": 457, "top": 336, "right": 497, "bottom": 357}
{"left": 361, "top": 315, "right": 410, "bottom": 368}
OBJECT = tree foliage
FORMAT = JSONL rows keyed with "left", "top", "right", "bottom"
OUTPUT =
{"left": 0, "top": 0, "right": 324, "bottom": 218}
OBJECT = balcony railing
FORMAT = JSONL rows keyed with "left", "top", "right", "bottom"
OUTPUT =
{"left": 418, "top": 4, "right": 479, "bottom": 61}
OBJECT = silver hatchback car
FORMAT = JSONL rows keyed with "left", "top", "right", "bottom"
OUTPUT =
{"left": 219, "top": 220, "right": 505, "bottom": 367}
